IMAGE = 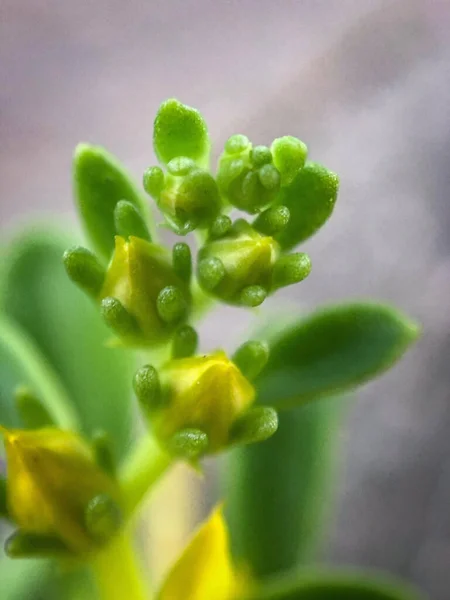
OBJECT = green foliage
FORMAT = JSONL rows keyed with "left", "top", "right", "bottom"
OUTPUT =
{"left": 247, "top": 570, "right": 424, "bottom": 600}
{"left": 74, "top": 144, "right": 151, "bottom": 261}
{"left": 271, "top": 136, "right": 308, "bottom": 187}
{"left": 0, "top": 98, "right": 423, "bottom": 600}
{"left": 0, "top": 227, "right": 134, "bottom": 454}
{"left": 153, "top": 98, "right": 211, "bottom": 167}
{"left": 14, "top": 386, "right": 55, "bottom": 429}
{"left": 226, "top": 400, "right": 342, "bottom": 578}
{"left": 226, "top": 302, "right": 419, "bottom": 579}
{"left": 275, "top": 163, "right": 339, "bottom": 250}
{"left": 256, "top": 303, "right": 419, "bottom": 410}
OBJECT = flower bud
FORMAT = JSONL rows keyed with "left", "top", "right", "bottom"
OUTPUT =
{"left": 100, "top": 236, "right": 191, "bottom": 346}
{"left": 217, "top": 135, "right": 281, "bottom": 214}
{"left": 197, "top": 220, "right": 279, "bottom": 307}
{"left": 151, "top": 351, "right": 256, "bottom": 453}
{"left": 146, "top": 157, "right": 221, "bottom": 235}
{"left": 1, "top": 427, "right": 122, "bottom": 555}
{"left": 271, "top": 135, "right": 308, "bottom": 186}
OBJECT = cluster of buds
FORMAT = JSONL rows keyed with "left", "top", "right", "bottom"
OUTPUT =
{"left": 0, "top": 99, "right": 339, "bottom": 561}
{"left": 64, "top": 99, "right": 339, "bottom": 344}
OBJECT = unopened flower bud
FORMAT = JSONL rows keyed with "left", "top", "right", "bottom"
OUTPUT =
{"left": 146, "top": 157, "right": 221, "bottom": 235}
{"left": 151, "top": 351, "right": 256, "bottom": 453}
{"left": 271, "top": 135, "right": 308, "bottom": 186}
{"left": 100, "top": 236, "right": 191, "bottom": 346}
{"left": 197, "top": 220, "right": 279, "bottom": 307}
{"left": 217, "top": 135, "right": 281, "bottom": 214}
{"left": 1, "top": 427, "right": 122, "bottom": 555}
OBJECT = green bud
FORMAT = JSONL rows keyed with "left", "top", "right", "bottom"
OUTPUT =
{"left": 271, "top": 135, "right": 308, "bottom": 186}
{"left": 101, "top": 297, "right": 140, "bottom": 340}
{"left": 73, "top": 144, "right": 150, "bottom": 261}
{"left": 92, "top": 431, "right": 117, "bottom": 478}
{"left": 232, "top": 341, "right": 269, "bottom": 381}
{"left": 14, "top": 386, "right": 54, "bottom": 429}
{"left": 63, "top": 246, "right": 105, "bottom": 299}
{"left": 133, "top": 365, "right": 162, "bottom": 414}
{"left": 84, "top": 494, "right": 122, "bottom": 544}
{"left": 0, "top": 475, "right": 7, "bottom": 518}
{"left": 209, "top": 215, "right": 232, "bottom": 239}
{"left": 5, "top": 531, "right": 71, "bottom": 558}
{"left": 230, "top": 406, "right": 278, "bottom": 445}
{"left": 143, "top": 165, "right": 165, "bottom": 199}
{"left": 172, "top": 242, "right": 192, "bottom": 283}
{"left": 225, "top": 134, "right": 250, "bottom": 155}
{"left": 217, "top": 135, "right": 281, "bottom": 214}
{"left": 155, "top": 158, "right": 221, "bottom": 234}
{"left": 168, "top": 428, "right": 209, "bottom": 460}
{"left": 100, "top": 236, "right": 191, "bottom": 346}
{"left": 251, "top": 145, "right": 272, "bottom": 167}
{"left": 271, "top": 252, "right": 312, "bottom": 290}
{"left": 275, "top": 162, "right": 339, "bottom": 250}
{"left": 253, "top": 205, "right": 290, "bottom": 236}
{"left": 197, "top": 220, "right": 278, "bottom": 307}
{"left": 153, "top": 99, "right": 211, "bottom": 167}
{"left": 156, "top": 286, "right": 188, "bottom": 324}
{"left": 172, "top": 325, "right": 199, "bottom": 359}
{"left": 240, "top": 286, "right": 267, "bottom": 307}
{"left": 197, "top": 257, "right": 226, "bottom": 291}
{"left": 114, "top": 200, "right": 151, "bottom": 242}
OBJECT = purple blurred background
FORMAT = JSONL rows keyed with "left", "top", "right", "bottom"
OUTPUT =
{"left": 2, "top": 1, "right": 450, "bottom": 598}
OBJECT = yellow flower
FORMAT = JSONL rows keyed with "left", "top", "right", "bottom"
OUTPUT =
{"left": 153, "top": 351, "right": 255, "bottom": 452}
{"left": 158, "top": 506, "right": 244, "bottom": 600}
{"left": 1, "top": 426, "right": 122, "bottom": 555}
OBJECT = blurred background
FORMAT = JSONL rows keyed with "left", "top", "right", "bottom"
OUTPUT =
{"left": 1, "top": 0, "right": 450, "bottom": 598}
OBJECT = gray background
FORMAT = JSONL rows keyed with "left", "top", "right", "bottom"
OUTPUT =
{"left": 1, "top": 1, "right": 450, "bottom": 598}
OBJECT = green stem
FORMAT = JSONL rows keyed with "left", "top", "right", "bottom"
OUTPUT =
{"left": 91, "top": 530, "right": 149, "bottom": 600}
{"left": 120, "top": 434, "right": 173, "bottom": 517}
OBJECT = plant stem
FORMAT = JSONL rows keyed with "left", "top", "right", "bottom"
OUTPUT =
{"left": 92, "top": 530, "right": 149, "bottom": 600}
{"left": 120, "top": 434, "right": 173, "bottom": 517}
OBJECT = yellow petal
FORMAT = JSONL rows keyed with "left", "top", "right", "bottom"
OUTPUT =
{"left": 158, "top": 506, "right": 237, "bottom": 600}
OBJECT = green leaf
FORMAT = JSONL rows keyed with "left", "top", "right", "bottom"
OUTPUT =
{"left": 256, "top": 302, "right": 420, "bottom": 410}
{"left": 275, "top": 163, "right": 339, "bottom": 250}
{"left": 226, "top": 398, "right": 344, "bottom": 579}
{"left": 245, "top": 569, "right": 425, "bottom": 600}
{"left": 153, "top": 99, "right": 210, "bottom": 167}
{"left": 73, "top": 143, "right": 152, "bottom": 262}
{"left": 0, "top": 225, "right": 135, "bottom": 455}
{"left": 0, "top": 316, "right": 77, "bottom": 429}
{"left": 225, "top": 303, "right": 419, "bottom": 580}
